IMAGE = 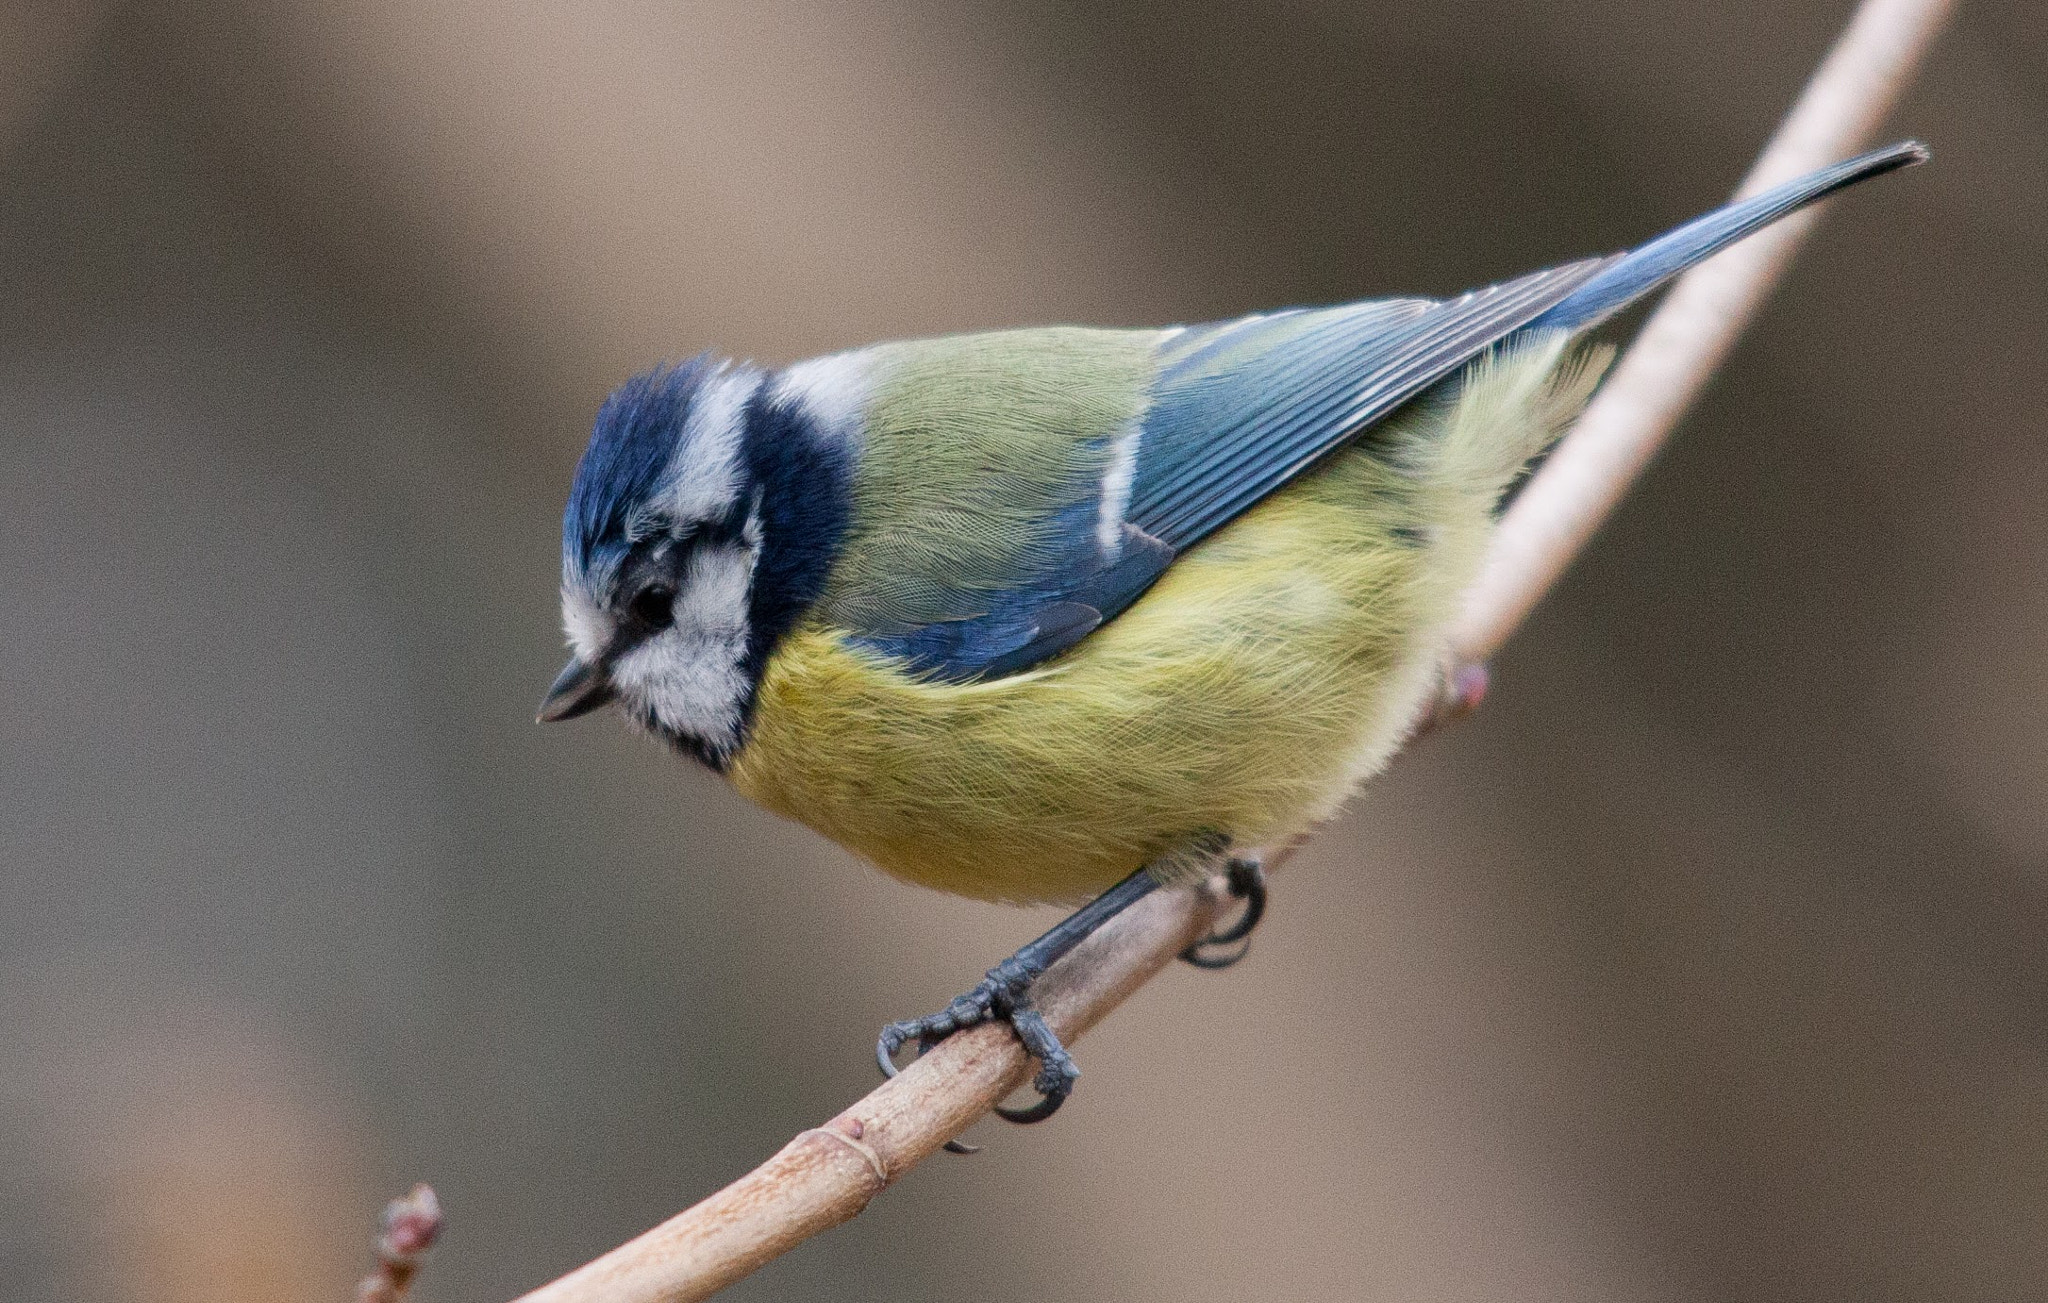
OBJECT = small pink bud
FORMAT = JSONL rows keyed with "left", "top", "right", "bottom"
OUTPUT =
{"left": 378, "top": 1185, "right": 443, "bottom": 1260}
{"left": 1449, "top": 662, "right": 1490, "bottom": 715}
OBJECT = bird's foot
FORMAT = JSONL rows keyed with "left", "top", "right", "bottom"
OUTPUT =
{"left": 873, "top": 866, "right": 1158, "bottom": 1153}
{"left": 1179, "top": 857, "right": 1267, "bottom": 969}
{"left": 876, "top": 956, "right": 1080, "bottom": 1153}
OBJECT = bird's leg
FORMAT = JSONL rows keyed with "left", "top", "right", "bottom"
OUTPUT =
{"left": 1178, "top": 856, "right": 1267, "bottom": 970}
{"left": 876, "top": 866, "right": 1159, "bottom": 1146}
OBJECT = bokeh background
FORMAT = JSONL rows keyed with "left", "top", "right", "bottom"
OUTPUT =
{"left": 3, "top": 1, "right": 2041, "bottom": 1299}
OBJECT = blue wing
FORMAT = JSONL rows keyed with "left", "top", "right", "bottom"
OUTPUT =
{"left": 850, "top": 257, "right": 1612, "bottom": 679}
{"left": 849, "top": 141, "right": 1927, "bottom": 681}
{"left": 1125, "top": 262, "right": 1615, "bottom": 554}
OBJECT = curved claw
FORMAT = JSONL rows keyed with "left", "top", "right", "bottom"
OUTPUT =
{"left": 1179, "top": 859, "right": 1267, "bottom": 969}
{"left": 991, "top": 1006, "right": 1078, "bottom": 1125}
{"left": 1180, "top": 933, "right": 1254, "bottom": 969}
{"left": 994, "top": 1090, "right": 1067, "bottom": 1126}
{"left": 875, "top": 1020, "right": 920, "bottom": 1079}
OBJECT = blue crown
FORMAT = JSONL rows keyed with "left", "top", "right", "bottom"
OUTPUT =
{"left": 564, "top": 354, "right": 718, "bottom": 579}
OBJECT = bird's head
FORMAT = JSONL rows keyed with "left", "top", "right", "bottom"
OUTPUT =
{"left": 542, "top": 355, "right": 770, "bottom": 766}
{"left": 540, "top": 352, "right": 860, "bottom": 767}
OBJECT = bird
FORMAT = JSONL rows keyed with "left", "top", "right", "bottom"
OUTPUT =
{"left": 540, "top": 140, "right": 1925, "bottom": 1132}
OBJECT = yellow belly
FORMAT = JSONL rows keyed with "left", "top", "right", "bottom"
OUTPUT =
{"left": 727, "top": 340, "right": 1602, "bottom": 903}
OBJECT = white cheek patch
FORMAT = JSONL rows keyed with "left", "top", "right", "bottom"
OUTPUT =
{"left": 611, "top": 541, "right": 760, "bottom": 757}
{"left": 676, "top": 542, "right": 756, "bottom": 639}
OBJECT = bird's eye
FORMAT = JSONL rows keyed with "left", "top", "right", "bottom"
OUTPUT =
{"left": 628, "top": 585, "right": 676, "bottom": 630}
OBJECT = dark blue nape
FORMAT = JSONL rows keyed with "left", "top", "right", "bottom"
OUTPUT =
{"left": 737, "top": 390, "right": 856, "bottom": 691}
{"left": 566, "top": 355, "right": 718, "bottom": 578}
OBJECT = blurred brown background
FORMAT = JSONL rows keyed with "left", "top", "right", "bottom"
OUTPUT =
{"left": 2, "top": 1, "right": 2041, "bottom": 1299}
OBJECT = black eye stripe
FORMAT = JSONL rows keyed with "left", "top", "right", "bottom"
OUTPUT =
{"left": 608, "top": 511, "right": 757, "bottom": 642}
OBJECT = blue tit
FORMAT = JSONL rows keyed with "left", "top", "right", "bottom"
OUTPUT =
{"left": 541, "top": 141, "right": 1924, "bottom": 1126}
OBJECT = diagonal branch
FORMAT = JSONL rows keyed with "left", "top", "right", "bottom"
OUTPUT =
{"left": 505, "top": 2, "right": 1953, "bottom": 1298}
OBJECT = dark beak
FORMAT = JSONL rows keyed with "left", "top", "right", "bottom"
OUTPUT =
{"left": 537, "top": 657, "right": 615, "bottom": 723}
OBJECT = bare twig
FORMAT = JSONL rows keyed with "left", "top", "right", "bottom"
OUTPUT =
{"left": 355, "top": 1184, "right": 443, "bottom": 1303}
{"left": 517, "top": 884, "right": 1228, "bottom": 1303}
{"left": 507, "top": 2, "right": 1953, "bottom": 1299}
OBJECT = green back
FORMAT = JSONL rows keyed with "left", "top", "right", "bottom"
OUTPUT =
{"left": 813, "top": 327, "right": 1156, "bottom": 635}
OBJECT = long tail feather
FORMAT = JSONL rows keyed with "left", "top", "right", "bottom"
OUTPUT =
{"left": 1525, "top": 139, "right": 1928, "bottom": 334}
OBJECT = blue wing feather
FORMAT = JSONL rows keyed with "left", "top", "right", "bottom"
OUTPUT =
{"left": 1130, "top": 261, "right": 1610, "bottom": 550}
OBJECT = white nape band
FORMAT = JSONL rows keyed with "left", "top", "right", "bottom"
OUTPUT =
{"left": 768, "top": 348, "right": 873, "bottom": 450}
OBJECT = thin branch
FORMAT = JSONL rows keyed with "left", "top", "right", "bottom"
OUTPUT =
{"left": 515, "top": 883, "right": 1229, "bottom": 1303}
{"left": 507, "top": 2, "right": 1954, "bottom": 1299}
